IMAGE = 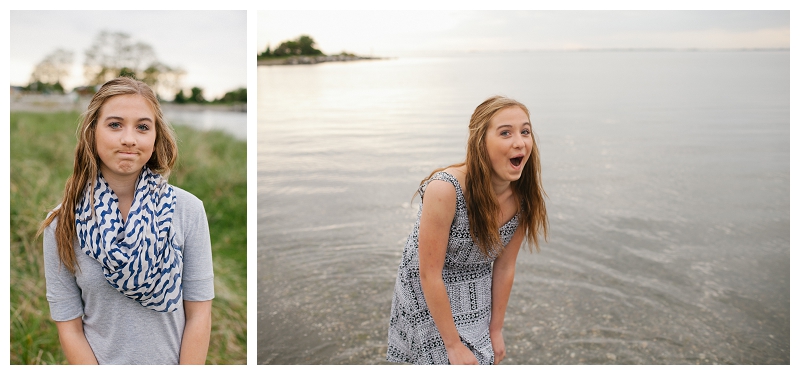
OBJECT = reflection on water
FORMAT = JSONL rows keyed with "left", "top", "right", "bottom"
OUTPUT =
{"left": 257, "top": 51, "right": 788, "bottom": 364}
{"left": 164, "top": 106, "right": 247, "bottom": 141}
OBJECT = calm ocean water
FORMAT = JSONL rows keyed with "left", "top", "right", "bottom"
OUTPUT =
{"left": 257, "top": 51, "right": 789, "bottom": 364}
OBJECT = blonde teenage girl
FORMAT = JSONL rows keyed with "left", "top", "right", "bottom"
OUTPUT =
{"left": 387, "top": 96, "right": 548, "bottom": 365}
{"left": 40, "top": 77, "right": 214, "bottom": 365}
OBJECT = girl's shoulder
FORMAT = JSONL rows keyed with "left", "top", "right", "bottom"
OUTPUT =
{"left": 422, "top": 166, "right": 466, "bottom": 201}
{"left": 442, "top": 165, "right": 466, "bottom": 183}
{"left": 438, "top": 165, "right": 466, "bottom": 190}
{"left": 43, "top": 204, "right": 63, "bottom": 231}
{"left": 169, "top": 185, "right": 207, "bottom": 219}
{"left": 170, "top": 185, "right": 202, "bottom": 205}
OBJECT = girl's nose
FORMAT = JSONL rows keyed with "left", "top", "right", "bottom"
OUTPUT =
{"left": 512, "top": 134, "right": 524, "bottom": 148}
{"left": 120, "top": 127, "right": 137, "bottom": 146}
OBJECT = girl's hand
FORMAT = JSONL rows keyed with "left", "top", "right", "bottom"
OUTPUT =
{"left": 491, "top": 330, "right": 506, "bottom": 364}
{"left": 446, "top": 342, "right": 479, "bottom": 365}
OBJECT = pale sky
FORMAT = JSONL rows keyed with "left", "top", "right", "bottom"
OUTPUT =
{"left": 10, "top": 10, "right": 247, "bottom": 100}
{"left": 258, "top": 10, "right": 789, "bottom": 57}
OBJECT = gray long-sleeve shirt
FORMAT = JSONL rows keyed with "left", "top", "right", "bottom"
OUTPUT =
{"left": 44, "top": 186, "right": 215, "bottom": 365}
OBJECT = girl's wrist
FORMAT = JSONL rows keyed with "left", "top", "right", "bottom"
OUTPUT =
{"left": 442, "top": 334, "right": 464, "bottom": 349}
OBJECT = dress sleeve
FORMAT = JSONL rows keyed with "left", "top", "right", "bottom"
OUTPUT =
{"left": 180, "top": 197, "right": 215, "bottom": 302}
{"left": 43, "top": 218, "right": 85, "bottom": 322}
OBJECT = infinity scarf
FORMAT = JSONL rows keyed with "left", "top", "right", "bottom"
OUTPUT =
{"left": 75, "top": 167, "right": 182, "bottom": 312}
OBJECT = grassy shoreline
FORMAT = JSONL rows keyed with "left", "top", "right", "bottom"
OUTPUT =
{"left": 9, "top": 111, "right": 247, "bottom": 364}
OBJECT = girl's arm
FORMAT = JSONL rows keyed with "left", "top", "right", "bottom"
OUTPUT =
{"left": 55, "top": 318, "right": 98, "bottom": 364}
{"left": 178, "top": 193, "right": 215, "bottom": 364}
{"left": 418, "top": 180, "right": 478, "bottom": 365}
{"left": 179, "top": 300, "right": 212, "bottom": 364}
{"left": 489, "top": 226, "right": 525, "bottom": 364}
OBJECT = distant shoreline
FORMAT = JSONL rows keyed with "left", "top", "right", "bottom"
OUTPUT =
{"left": 257, "top": 55, "right": 386, "bottom": 66}
{"left": 10, "top": 93, "right": 245, "bottom": 113}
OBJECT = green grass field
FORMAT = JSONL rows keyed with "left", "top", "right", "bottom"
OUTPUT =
{"left": 9, "top": 111, "right": 247, "bottom": 364}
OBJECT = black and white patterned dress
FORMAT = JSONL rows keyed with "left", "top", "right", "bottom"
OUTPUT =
{"left": 387, "top": 171, "right": 519, "bottom": 365}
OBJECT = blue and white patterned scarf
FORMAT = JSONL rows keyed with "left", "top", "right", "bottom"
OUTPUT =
{"left": 75, "top": 167, "right": 182, "bottom": 312}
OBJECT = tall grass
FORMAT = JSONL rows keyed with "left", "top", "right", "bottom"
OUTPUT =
{"left": 9, "top": 111, "right": 247, "bottom": 364}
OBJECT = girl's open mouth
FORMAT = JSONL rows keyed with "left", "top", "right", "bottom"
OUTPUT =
{"left": 511, "top": 157, "right": 523, "bottom": 167}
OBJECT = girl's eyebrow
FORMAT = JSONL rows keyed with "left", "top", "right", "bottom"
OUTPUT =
{"left": 103, "top": 115, "right": 154, "bottom": 122}
{"left": 495, "top": 122, "right": 531, "bottom": 129}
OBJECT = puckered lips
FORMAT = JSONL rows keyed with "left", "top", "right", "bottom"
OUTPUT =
{"left": 117, "top": 150, "right": 139, "bottom": 158}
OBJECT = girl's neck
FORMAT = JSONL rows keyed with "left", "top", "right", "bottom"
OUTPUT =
{"left": 104, "top": 175, "right": 138, "bottom": 199}
{"left": 101, "top": 168, "right": 139, "bottom": 220}
{"left": 491, "top": 178, "right": 512, "bottom": 199}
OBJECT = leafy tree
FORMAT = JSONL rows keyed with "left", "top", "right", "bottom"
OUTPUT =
{"left": 84, "top": 31, "right": 153, "bottom": 84}
{"left": 83, "top": 30, "right": 184, "bottom": 95}
{"left": 24, "top": 81, "right": 65, "bottom": 94}
{"left": 272, "top": 40, "right": 297, "bottom": 57}
{"left": 297, "top": 35, "right": 322, "bottom": 55}
{"left": 188, "top": 87, "right": 206, "bottom": 103}
{"left": 216, "top": 88, "right": 247, "bottom": 103}
{"left": 142, "top": 61, "right": 185, "bottom": 98}
{"left": 259, "top": 45, "right": 272, "bottom": 59}
{"left": 270, "top": 35, "right": 322, "bottom": 57}
{"left": 119, "top": 67, "right": 137, "bottom": 79}
{"left": 174, "top": 89, "right": 186, "bottom": 103}
{"left": 29, "top": 49, "right": 73, "bottom": 92}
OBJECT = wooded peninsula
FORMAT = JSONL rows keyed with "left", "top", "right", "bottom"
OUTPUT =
{"left": 257, "top": 35, "right": 382, "bottom": 66}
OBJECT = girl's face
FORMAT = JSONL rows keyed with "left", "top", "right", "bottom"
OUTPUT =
{"left": 95, "top": 94, "right": 157, "bottom": 181}
{"left": 484, "top": 106, "right": 533, "bottom": 184}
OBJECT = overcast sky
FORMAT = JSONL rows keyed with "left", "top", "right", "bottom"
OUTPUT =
{"left": 258, "top": 10, "right": 789, "bottom": 57}
{"left": 10, "top": 10, "right": 247, "bottom": 99}
{"left": 4, "top": 10, "right": 792, "bottom": 95}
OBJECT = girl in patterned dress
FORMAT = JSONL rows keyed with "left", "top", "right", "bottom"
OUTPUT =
{"left": 39, "top": 77, "right": 214, "bottom": 364}
{"left": 387, "top": 96, "right": 548, "bottom": 365}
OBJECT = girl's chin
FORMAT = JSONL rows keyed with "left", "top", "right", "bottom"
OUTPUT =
{"left": 100, "top": 163, "right": 145, "bottom": 178}
{"left": 492, "top": 172, "right": 523, "bottom": 184}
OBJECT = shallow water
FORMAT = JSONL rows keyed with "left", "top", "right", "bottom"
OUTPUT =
{"left": 164, "top": 107, "right": 247, "bottom": 141}
{"left": 257, "top": 51, "right": 789, "bottom": 364}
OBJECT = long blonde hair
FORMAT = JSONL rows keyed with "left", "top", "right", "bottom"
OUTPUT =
{"left": 421, "top": 96, "right": 548, "bottom": 256}
{"left": 37, "top": 77, "right": 178, "bottom": 274}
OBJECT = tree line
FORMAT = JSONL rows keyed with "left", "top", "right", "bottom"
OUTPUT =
{"left": 258, "top": 35, "right": 323, "bottom": 59}
{"left": 23, "top": 30, "right": 245, "bottom": 104}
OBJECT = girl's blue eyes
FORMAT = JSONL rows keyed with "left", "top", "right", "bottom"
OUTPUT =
{"left": 500, "top": 129, "right": 531, "bottom": 136}
{"left": 108, "top": 122, "right": 150, "bottom": 131}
